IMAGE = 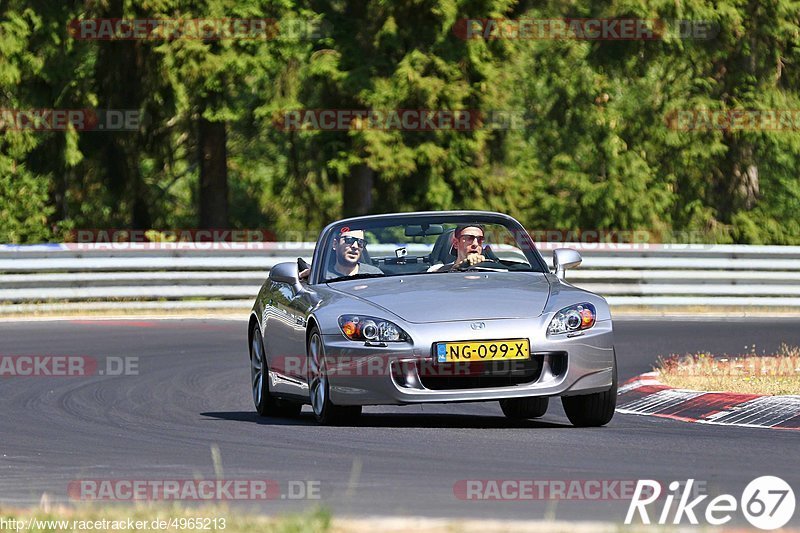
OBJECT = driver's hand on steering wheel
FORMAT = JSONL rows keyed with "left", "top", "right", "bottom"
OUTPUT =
{"left": 455, "top": 253, "right": 486, "bottom": 269}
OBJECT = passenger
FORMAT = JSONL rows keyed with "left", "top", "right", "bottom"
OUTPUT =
{"left": 299, "top": 228, "right": 382, "bottom": 281}
{"left": 327, "top": 228, "right": 382, "bottom": 278}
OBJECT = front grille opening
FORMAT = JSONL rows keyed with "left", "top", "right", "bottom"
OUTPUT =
{"left": 417, "top": 354, "right": 545, "bottom": 390}
{"left": 548, "top": 352, "right": 568, "bottom": 376}
{"left": 392, "top": 360, "right": 421, "bottom": 389}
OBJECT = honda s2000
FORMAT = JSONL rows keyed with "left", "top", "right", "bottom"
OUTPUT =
{"left": 248, "top": 211, "right": 616, "bottom": 426}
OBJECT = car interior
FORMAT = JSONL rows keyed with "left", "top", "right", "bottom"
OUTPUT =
{"left": 370, "top": 228, "right": 500, "bottom": 276}
{"left": 313, "top": 223, "right": 520, "bottom": 280}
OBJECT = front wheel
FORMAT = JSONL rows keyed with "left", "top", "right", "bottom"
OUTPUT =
{"left": 307, "top": 328, "right": 362, "bottom": 425}
{"left": 561, "top": 356, "right": 617, "bottom": 427}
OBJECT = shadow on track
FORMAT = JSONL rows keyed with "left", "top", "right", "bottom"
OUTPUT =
{"left": 201, "top": 411, "right": 572, "bottom": 429}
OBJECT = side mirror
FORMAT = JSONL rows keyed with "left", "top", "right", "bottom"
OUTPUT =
{"left": 553, "top": 248, "right": 582, "bottom": 280}
{"left": 270, "top": 261, "right": 300, "bottom": 286}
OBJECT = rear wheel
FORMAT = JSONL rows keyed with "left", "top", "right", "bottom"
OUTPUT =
{"left": 250, "top": 325, "right": 302, "bottom": 418}
{"left": 499, "top": 397, "right": 549, "bottom": 419}
{"left": 307, "top": 328, "right": 362, "bottom": 425}
{"left": 561, "top": 354, "right": 617, "bottom": 427}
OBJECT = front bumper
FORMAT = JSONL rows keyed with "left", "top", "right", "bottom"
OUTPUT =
{"left": 323, "top": 317, "right": 614, "bottom": 405}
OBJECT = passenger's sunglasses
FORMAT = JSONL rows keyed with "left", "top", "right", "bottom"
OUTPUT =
{"left": 341, "top": 236, "right": 367, "bottom": 247}
{"left": 460, "top": 234, "right": 484, "bottom": 244}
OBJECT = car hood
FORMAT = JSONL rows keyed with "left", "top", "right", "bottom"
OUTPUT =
{"left": 325, "top": 272, "right": 551, "bottom": 323}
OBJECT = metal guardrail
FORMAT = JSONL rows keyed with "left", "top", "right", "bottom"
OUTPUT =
{"left": 1, "top": 243, "right": 800, "bottom": 313}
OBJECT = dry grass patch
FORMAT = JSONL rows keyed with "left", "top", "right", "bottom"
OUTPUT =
{"left": 654, "top": 344, "right": 800, "bottom": 395}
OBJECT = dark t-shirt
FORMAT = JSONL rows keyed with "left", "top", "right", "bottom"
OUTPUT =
{"left": 325, "top": 261, "right": 383, "bottom": 280}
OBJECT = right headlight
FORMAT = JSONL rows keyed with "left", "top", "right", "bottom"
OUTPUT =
{"left": 547, "top": 303, "right": 596, "bottom": 335}
{"left": 338, "top": 315, "right": 410, "bottom": 342}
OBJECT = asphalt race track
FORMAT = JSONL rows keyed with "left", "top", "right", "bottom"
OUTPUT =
{"left": 0, "top": 318, "right": 798, "bottom": 525}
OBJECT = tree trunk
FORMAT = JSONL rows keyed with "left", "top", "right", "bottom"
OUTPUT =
{"left": 732, "top": 144, "right": 759, "bottom": 210}
{"left": 342, "top": 163, "right": 373, "bottom": 217}
{"left": 714, "top": 28, "right": 760, "bottom": 220}
{"left": 198, "top": 116, "right": 229, "bottom": 228}
{"left": 90, "top": 0, "right": 152, "bottom": 229}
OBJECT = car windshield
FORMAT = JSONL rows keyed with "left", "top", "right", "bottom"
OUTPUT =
{"left": 320, "top": 215, "right": 546, "bottom": 282}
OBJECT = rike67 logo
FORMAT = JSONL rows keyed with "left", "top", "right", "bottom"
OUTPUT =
{"left": 625, "top": 476, "right": 795, "bottom": 529}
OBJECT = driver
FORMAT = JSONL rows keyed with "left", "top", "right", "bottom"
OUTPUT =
{"left": 429, "top": 224, "right": 487, "bottom": 272}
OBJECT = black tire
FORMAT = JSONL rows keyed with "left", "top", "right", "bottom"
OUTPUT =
{"left": 307, "top": 327, "right": 362, "bottom": 425}
{"left": 499, "top": 397, "right": 549, "bottom": 419}
{"left": 561, "top": 355, "right": 617, "bottom": 427}
{"left": 250, "top": 325, "right": 302, "bottom": 418}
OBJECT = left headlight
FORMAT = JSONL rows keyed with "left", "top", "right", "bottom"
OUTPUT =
{"left": 547, "top": 303, "right": 596, "bottom": 335}
{"left": 338, "top": 315, "right": 410, "bottom": 342}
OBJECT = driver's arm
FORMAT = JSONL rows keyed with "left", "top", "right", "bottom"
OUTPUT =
{"left": 453, "top": 253, "right": 486, "bottom": 269}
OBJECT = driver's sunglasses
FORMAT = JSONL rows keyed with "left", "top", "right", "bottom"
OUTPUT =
{"left": 341, "top": 236, "right": 367, "bottom": 248}
{"left": 460, "top": 234, "right": 484, "bottom": 244}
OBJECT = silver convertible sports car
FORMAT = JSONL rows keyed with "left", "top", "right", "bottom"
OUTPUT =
{"left": 248, "top": 211, "right": 616, "bottom": 426}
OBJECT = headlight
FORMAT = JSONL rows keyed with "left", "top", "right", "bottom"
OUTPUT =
{"left": 338, "top": 315, "right": 410, "bottom": 342}
{"left": 547, "top": 303, "right": 596, "bottom": 335}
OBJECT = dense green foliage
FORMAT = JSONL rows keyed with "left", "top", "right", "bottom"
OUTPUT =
{"left": 1, "top": 0, "right": 799, "bottom": 243}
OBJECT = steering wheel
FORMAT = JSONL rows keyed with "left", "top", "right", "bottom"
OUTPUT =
{"left": 456, "top": 259, "right": 507, "bottom": 272}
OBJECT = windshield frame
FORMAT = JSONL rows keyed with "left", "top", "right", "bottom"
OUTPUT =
{"left": 309, "top": 211, "right": 549, "bottom": 285}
